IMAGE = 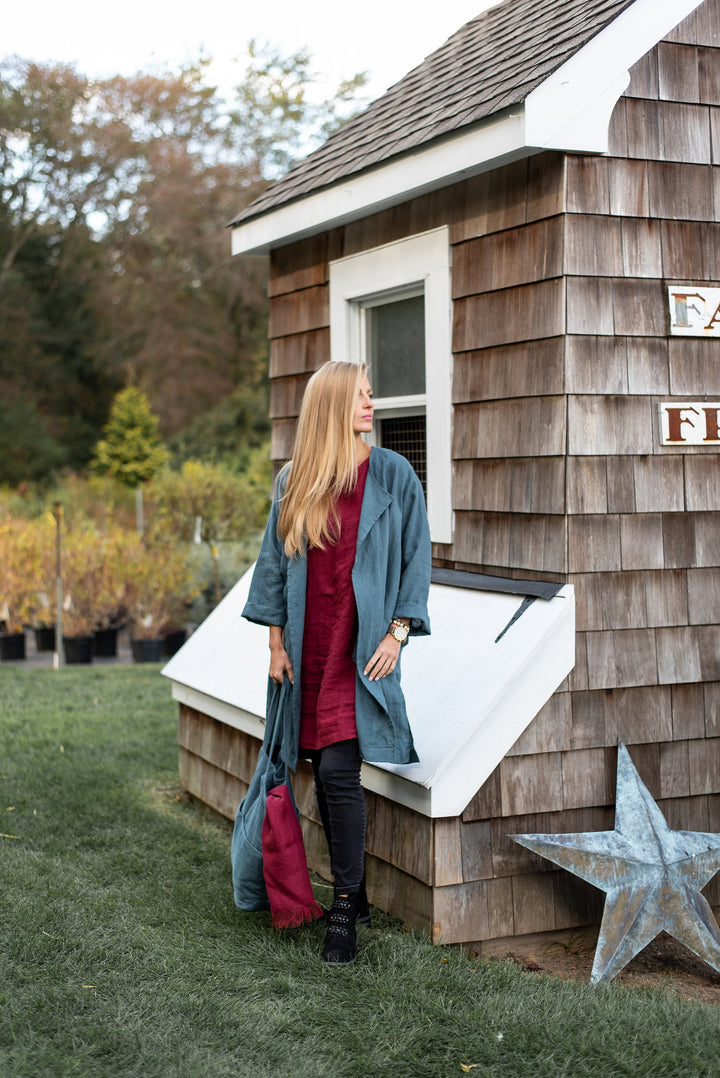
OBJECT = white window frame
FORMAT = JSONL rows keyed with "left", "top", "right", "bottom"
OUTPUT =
{"left": 329, "top": 226, "right": 453, "bottom": 544}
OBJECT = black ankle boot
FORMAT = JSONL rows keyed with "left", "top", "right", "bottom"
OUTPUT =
{"left": 321, "top": 876, "right": 371, "bottom": 927}
{"left": 322, "top": 890, "right": 358, "bottom": 966}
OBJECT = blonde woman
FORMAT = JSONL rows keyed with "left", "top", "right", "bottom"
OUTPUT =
{"left": 243, "top": 361, "right": 431, "bottom": 965}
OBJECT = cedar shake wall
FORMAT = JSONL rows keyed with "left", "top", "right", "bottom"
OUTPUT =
{"left": 225, "top": 0, "right": 720, "bottom": 943}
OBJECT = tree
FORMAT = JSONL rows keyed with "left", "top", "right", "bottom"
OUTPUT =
{"left": 148, "top": 458, "right": 270, "bottom": 603}
{"left": 92, "top": 387, "right": 169, "bottom": 531}
{"left": 0, "top": 48, "right": 367, "bottom": 482}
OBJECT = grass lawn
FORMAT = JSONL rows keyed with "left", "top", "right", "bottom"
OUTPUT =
{"left": 2, "top": 665, "right": 720, "bottom": 1078}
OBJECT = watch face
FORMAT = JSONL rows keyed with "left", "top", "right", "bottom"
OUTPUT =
{"left": 392, "top": 624, "right": 409, "bottom": 642}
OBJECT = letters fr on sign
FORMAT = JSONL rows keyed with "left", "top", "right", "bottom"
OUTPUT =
{"left": 668, "top": 286, "right": 720, "bottom": 336}
{"left": 659, "top": 403, "right": 720, "bottom": 445}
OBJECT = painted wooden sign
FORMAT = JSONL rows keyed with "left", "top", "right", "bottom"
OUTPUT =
{"left": 659, "top": 402, "right": 720, "bottom": 445}
{"left": 668, "top": 286, "right": 720, "bottom": 336}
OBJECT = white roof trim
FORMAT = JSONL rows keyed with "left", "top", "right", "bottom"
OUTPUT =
{"left": 525, "top": 0, "right": 704, "bottom": 151}
{"left": 231, "top": 109, "right": 528, "bottom": 256}
{"left": 231, "top": 0, "right": 704, "bottom": 257}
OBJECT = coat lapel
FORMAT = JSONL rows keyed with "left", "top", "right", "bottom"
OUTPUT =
{"left": 356, "top": 459, "right": 392, "bottom": 546}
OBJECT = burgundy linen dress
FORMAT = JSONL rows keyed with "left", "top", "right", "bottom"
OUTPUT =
{"left": 299, "top": 457, "right": 370, "bottom": 753}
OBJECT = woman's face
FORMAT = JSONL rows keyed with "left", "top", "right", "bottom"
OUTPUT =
{"left": 352, "top": 375, "right": 374, "bottom": 434}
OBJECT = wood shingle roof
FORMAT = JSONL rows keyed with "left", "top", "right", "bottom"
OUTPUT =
{"left": 230, "top": 0, "right": 637, "bottom": 227}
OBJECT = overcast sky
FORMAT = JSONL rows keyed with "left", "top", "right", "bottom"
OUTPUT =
{"left": 4, "top": 0, "right": 499, "bottom": 102}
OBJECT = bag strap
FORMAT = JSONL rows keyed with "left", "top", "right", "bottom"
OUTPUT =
{"left": 263, "top": 676, "right": 290, "bottom": 760}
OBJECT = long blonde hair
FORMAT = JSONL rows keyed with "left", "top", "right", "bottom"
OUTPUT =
{"left": 277, "top": 361, "right": 366, "bottom": 557}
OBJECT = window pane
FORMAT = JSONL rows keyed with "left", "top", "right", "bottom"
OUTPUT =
{"left": 379, "top": 415, "right": 427, "bottom": 496}
{"left": 368, "top": 295, "right": 425, "bottom": 398}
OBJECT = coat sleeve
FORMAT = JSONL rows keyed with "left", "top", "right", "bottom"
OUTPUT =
{"left": 393, "top": 466, "right": 432, "bottom": 637}
{"left": 242, "top": 474, "right": 288, "bottom": 628}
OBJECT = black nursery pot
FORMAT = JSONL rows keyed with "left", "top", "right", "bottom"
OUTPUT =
{"left": 34, "top": 626, "right": 56, "bottom": 652}
{"left": 92, "top": 627, "right": 118, "bottom": 658}
{"left": 131, "top": 638, "right": 163, "bottom": 663}
{"left": 0, "top": 631, "right": 26, "bottom": 661}
{"left": 161, "top": 629, "right": 186, "bottom": 657}
{"left": 63, "top": 636, "right": 94, "bottom": 664}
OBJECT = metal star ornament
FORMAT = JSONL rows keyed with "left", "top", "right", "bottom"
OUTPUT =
{"left": 512, "top": 742, "right": 720, "bottom": 984}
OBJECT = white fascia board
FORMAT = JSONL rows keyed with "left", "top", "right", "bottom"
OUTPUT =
{"left": 525, "top": 0, "right": 705, "bottom": 152}
{"left": 231, "top": 108, "right": 528, "bottom": 256}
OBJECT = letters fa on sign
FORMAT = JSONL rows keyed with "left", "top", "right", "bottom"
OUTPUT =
{"left": 668, "top": 286, "right": 720, "bottom": 336}
{"left": 659, "top": 402, "right": 720, "bottom": 445}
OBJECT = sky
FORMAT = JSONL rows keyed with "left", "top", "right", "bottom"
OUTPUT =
{"left": 3, "top": 0, "right": 499, "bottom": 103}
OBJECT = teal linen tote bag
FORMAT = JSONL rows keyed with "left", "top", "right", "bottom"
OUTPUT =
{"left": 231, "top": 676, "right": 293, "bottom": 911}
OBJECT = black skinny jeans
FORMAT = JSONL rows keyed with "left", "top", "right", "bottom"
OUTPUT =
{"left": 304, "top": 738, "right": 366, "bottom": 893}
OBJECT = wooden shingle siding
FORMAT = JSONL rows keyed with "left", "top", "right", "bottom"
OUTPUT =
{"left": 671, "top": 683, "right": 707, "bottom": 739}
{"left": 452, "top": 397, "right": 566, "bottom": 458}
{"left": 453, "top": 511, "right": 567, "bottom": 574}
{"left": 452, "top": 339, "right": 565, "bottom": 403}
{"left": 647, "top": 161, "right": 715, "bottom": 219}
{"left": 566, "top": 457, "right": 608, "bottom": 513}
{"left": 452, "top": 217, "right": 564, "bottom": 295}
{"left": 634, "top": 457, "right": 685, "bottom": 512}
{"left": 688, "top": 567, "right": 720, "bottom": 623}
{"left": 453, "top": 458, "right": 566, "bottom": 514}
{"left": 684, "top": 456, "right": 720, "bottom": 509}
{"left": 661, "top": 219, "right": 720, "bottom": 278}
{"left": 585, "top": 629, "right": 658, "bottom": 688}
{"left": 625, "top": 48, "right": 659, "bottom": 100}
{"left": 666, "top": 0, "right": 720, "bottom": 48}
{"left": 269, "top": 329, "right": 330, "bottom": 379}
{"left": 621, "top": 218, "right": 663, "bottom": 277}
{"left": 608, "top": 159, "right": 650, "bottom": 217}
{"left": 567, "top": 397, "right": 654, "bottom": 455}
{"left": 627, "top": 339, "right": 669, "bottom": 393}
{"left": 268, "top": 233, "right": 333, "bottom": 297}
{"left": 669, "top": 338, "right": 720, "bottom": 393}
{"left": 573, "top": 570, "right": 648, "bottom": 631}
{"left": 564, "top": 215, "right": 623, "bottom": 276}
{"left": 565, "top": 336, "right": 628, "bottom": 394}
{"left": 645, "top": 568, "right": 690, "bottom": 626}
{"left": 267, "top": 285, "right": 328, "bottom": 338}
{"left": 626, "top": 517, "right": 672, "bottom": 577}
{"left": 508, "top": 692, "right": 572, "bottom": 755}
{"left": 269, "top": 373, "right": 312, "bottom": 419}
{"left": 568, "top": 514, "right": 621, "bottom": 572}
{"left": 270, "top": 418, "right": 297, "bottom": 461}
{"left": 452, "top": 278, "right": 565, "bottom": 351}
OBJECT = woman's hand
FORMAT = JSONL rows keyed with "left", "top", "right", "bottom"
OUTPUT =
{"left": 363, "top": 634, "right": 401, "bottom": 682}
{"left": 269, "top": 625, "right": 294, "bottom": 685}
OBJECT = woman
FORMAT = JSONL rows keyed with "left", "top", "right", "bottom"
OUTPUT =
{"left": 242, "top": 360, "right": 431, "bottom": 966}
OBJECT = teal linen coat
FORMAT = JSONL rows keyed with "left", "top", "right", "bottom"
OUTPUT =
{"left": 242, "top": 447, "right": 431, "bottom": 770}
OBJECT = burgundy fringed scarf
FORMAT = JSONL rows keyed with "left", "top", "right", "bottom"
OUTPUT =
{"left": 262, "top": 784, "right": 324, "bottom": 929}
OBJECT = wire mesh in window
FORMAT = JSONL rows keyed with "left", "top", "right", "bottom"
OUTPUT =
{"left": 379, "top": 415, "right": 427, "bottom": 497}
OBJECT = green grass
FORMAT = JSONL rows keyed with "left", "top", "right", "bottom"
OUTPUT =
{"left": 2, "top": 666, "right": 720, "bottom": 1078}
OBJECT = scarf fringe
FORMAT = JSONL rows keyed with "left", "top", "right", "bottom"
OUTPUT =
{"left": 271, "top": 900, "right": 324, "bottom": 930}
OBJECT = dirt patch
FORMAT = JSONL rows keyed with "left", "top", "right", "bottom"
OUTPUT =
{"left": 485, "top": 927, "right": 720, "bottom": 1004}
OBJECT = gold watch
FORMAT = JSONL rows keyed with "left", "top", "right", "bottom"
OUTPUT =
{"left": 388, "top": 620, "right": 409, "bottom": 644}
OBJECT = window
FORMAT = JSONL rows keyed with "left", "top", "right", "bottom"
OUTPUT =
{"left": 365, "top": 291, "right": 427, "bottom": 493}
{"left": 329, "top": 227, "right": 453, "bottom": 544}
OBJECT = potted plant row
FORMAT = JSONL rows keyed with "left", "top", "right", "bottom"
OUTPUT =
{"left": 0, "top": 514, "right": 198, "bottom": 664}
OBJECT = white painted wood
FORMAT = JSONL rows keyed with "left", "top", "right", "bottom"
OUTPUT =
{"left": 659, "top": 402, "right": 720, "bottom": 445}
{"left": 668, "top": 285, "right": 720, "bottom": 336}
{"left": 329, "top": 228, "right": 454, "bottom": 544}
{"left": 525, "top": 0, "right": 704, "bottom": 151}
{"left": 163, "top": 565, "right": 575, "bottom": 818}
